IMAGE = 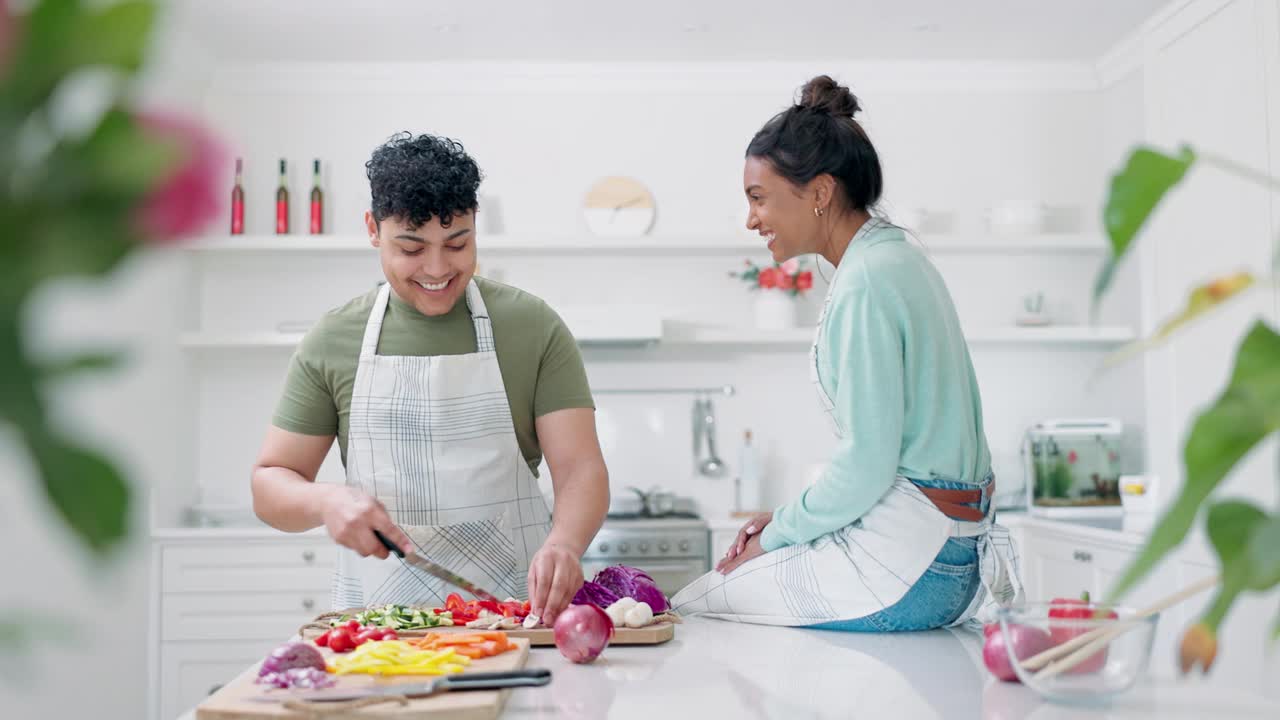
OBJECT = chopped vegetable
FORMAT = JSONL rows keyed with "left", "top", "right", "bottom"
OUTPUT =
{"left": 256, "top": 667, "right": 335, "bottom": 689}
{"left": 407, "top": 631, "right": 515, "bottom": 659}
{"left": 327, "top": 639, "right": 473, "bottom": 676}
{"left": 554, "top": 604, "right": 613, "bottom": 664}
{"left": 334, "top": 604, "right": 455, "bottom": 631}
{"left": 435, "top": 594, "right": 531, "bottom": 625}
{"left": 258, "top": 642, "right": 326, "bottom": 677}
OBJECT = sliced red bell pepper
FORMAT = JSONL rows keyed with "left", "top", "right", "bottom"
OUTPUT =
{"left": 1048, "top": 591, "right": 1118, "bottom": 674}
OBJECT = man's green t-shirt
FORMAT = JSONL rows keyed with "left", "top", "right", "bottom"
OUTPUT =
{"left": 271, "top": 277, "right": 595, "bottom": 475}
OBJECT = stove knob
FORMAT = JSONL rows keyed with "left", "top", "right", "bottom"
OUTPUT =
{"left": 678, "top": 540, "right": 690, "bottom": 552}
{"left": 618, "top": 542, "right": 630, "bottom": 553}
{"left": 658, "top": 541, "right": 670, "bottom": 553}
{"left": 597, "top": 542, "right": 610, "bottom": 553}
{"left": 638, "top": 542, "right": 650, "bottom": 553}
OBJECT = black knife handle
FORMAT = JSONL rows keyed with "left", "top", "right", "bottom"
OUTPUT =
{"left": 439, "top": 668, "right": 552, "bottom": 691}
{"left": 372, "top": 528, "right": 405, "bottom": 558}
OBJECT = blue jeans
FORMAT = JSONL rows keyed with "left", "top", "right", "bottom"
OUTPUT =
{"left": 805, "top": 478, "right": 985, "bottom": 633}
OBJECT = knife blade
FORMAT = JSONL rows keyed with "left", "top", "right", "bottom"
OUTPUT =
{"left": 250, "top": 668, "right": 552, "bottom": 703}
{"left": 372, "top": 528, "right": 503, "bottom": 603}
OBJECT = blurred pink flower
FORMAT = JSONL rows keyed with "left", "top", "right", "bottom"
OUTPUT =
{"left": 780, "top": 258, "right": 800, "bottom": 275}
{"left": 134, "top": 111, "right": 225, "bottom": 243}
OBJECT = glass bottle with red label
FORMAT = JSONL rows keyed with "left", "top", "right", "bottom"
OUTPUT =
{"left": 309, "top": 159, "right": 323, "bottom": 234}
{"left": 275, "top": 159, "right": 289, "bottom": 234}
{"left": 230, "top": 157, "right": 244, "bottom": 235}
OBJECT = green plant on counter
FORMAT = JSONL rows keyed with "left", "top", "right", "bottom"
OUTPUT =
{"left": 0, "top": 0, "right": 222, "bottom": 574}
{"left": 1093, "top": 145, "right": 1280, "bottom": 674}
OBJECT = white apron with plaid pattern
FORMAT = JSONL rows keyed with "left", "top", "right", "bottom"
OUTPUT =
{"left": 330, "top": 280, "right": 552, "bottom": 610}
{"left": 670, "top": 220, "right": 1022, "bottom": 626}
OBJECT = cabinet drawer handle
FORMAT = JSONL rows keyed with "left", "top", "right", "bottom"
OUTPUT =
{"left": 208, "top": 684, "right": 223, "bottom": 696}
{"left": 302, "top": 597, "right": 315, "bottom": 611}
{"left": 302, "top": 550, "right": 315, "bottom": 563}
{"left": 1073, "top": 550, "right": 1093, "bottom": 563}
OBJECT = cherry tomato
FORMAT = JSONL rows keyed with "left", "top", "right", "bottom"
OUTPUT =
{"left": 315, "top": 630, "right": 331, "bottom": 648}
{"left": 328, "top": 627, "right": 355, "bottom": 653}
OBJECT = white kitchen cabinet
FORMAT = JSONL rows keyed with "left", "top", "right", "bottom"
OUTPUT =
{"left": 162, "top": 540, "right": 336, "bottom": 593}
{"left": 159, "top": 640, "right": 268, "bottom": 720}
{"left": 161, "top": 591, "right": 330, "bottom": 642}
{"left": 150, "top": 534, "right": 334, "bottom": 720}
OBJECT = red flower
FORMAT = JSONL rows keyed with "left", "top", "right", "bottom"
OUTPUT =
{"left": 758, "top": 267, "right": 779, "bottom": 289}
{"left": 134, "top": 111, "right": 225, "bottom": 243}
{"left": 796, "top": 271, "right": 813, "bottom": 291}
{"left": 1067, "top": 450, "right": 1078, "bottom": 464}
{"left": 777, "top": 272, "right": 794, "bottom": 290}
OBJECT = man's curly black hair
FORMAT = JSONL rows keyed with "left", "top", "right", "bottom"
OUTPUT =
{"left": 366, "top": 131, "right": 483, "bottom": 229}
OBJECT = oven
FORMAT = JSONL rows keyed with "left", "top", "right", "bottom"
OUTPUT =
{"left": 581, "top": 517, "right": 711, "bottom": 596}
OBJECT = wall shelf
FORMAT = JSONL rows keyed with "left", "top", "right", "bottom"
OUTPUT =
{"left": 179, "top": 325, "right": 1135, "bottom": 351}
{"left": 182, "top": 233, "right": 1110, "bottom": 256}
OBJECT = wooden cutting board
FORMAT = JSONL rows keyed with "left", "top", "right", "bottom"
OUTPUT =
{"left": 195, "top": 637, "right": 530, "bottom": 720}
{"left": 299, "top": 615, "right": 677, "bottom": 647}
{"left": 436, "top": 621, "right": 675, "bottom": 646}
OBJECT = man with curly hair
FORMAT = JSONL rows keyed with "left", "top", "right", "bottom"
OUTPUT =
{"left": 251, "top": 132, "right": 608, "bottom": 625}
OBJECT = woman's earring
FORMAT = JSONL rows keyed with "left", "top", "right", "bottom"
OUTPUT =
{"left": 814, "top": 207, "right": 824, "bottom": 217}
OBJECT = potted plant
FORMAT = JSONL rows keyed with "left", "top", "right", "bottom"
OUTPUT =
{"left": 1093, "top": 144, "right": 1279, "bottom": 674}
{"left": 730, "top": 257, "right": 815, "bottom": 330}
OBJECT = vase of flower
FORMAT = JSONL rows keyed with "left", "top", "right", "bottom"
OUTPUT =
{"left": 730, "top": 257, "right": 815, "bottom": 331}
{"left": 753, "top": 290, "right": 797, "bottom": 330}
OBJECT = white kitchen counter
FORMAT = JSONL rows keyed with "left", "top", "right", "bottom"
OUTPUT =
{"left": 176, "top": 617, "right": 1278, "bottom": 720}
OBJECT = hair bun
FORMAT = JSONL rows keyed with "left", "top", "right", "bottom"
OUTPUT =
{"left": 798, "top": 75, "right": 861, "bottom": 118}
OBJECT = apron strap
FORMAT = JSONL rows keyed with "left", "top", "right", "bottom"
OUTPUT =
{"left": 360, "top": 280, "right": 495, "bottom": 360}
{"left": 358, "top": 283, "right": 394, "bottom": 361}
{"left": 463, "top": 279, "right": 495, "bottom": 353}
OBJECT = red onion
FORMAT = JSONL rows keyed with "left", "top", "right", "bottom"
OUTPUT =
{"left": 258, "top": 641, "right": 326, "bottom": 677}
{"left": 983, "top": 623, "right": 1054, "bottom": 682}
{"left": 553, "top": 603, "right": 614, "bottom": 663}
{"left": 256, "top": 667, "right": 335, "bottom": 689}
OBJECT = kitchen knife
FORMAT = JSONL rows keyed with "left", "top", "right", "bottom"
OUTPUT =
{"left": 372, "top": 528, "right": 503, "bottom": 604}
{"left": 251, "top": 668, "right": 551, "bottom": 703}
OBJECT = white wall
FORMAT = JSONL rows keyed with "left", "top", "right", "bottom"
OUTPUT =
{"left": 177, "top": 61, "right": 1145, "bottom": 522}
{"left": 0, "top": 250, "right": 186, "bottom": 720}
{"left": 1095, "top": 0, "right": 1280, "bottom": 700}
{"left": 1128, "top": 0, "right": 1279, "bottom": 510}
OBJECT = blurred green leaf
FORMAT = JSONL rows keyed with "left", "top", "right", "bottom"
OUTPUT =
{"left": 3, "top": 0, "right": 156, "bottom": 107}
{"left": 1246, "top": 513, "right": 1280, "bottom": 590}
{"left": 7, "top": 108, "right": 175, "bottom": 292}
{"left": 0, "top": 313, "right": 45, "bottom": 428}
{"left": 1201, "top": 501, "right": 1266, "bottom": 629}
{"left": 1093, "top": 145, "right": 1196, "bottom": 308}
{"left": 79, "top": 108, "right": 176, "bottom": 194}
{"left": 1108, "top": 321, "right": 1280, "bottom": 603}
{"left": 1100, "top": 272, "right": 1258, "bottom": 369}
{"left": 39, "top": 349, "right": 126, "bottom": 380}
{"left": 29, "top": 432, "right": 131, "bottom": 554}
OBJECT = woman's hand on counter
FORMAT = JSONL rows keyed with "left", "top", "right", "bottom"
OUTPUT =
{"left": 716, "top": 532, "right": 766, "bottom": 575}
{"left": 716, "top": 511, "right": 774, "bottom": 573}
